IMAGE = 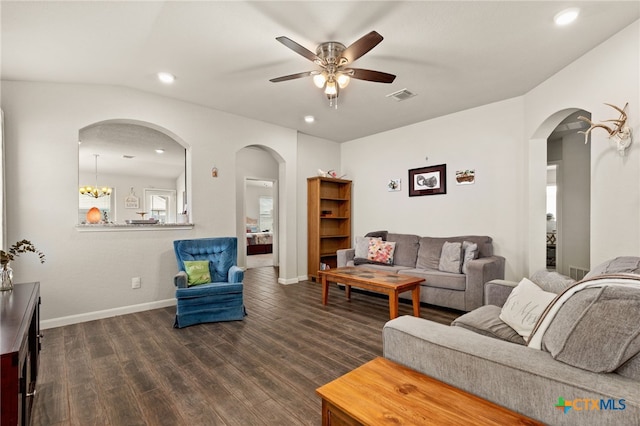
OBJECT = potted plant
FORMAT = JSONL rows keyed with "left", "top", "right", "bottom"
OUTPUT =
{"left": 1, "top": 239, "right": 45, "bottom": 291}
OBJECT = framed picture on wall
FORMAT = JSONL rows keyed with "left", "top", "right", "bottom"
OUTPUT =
{"left": 124, "top": 195, "right": 139, "bottom": 209}
{"left": 408, "top": 164, "right": 447, "bottom": 197}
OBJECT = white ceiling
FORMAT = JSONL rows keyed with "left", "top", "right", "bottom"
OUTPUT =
{"left": 2, "top": 1, "right": 639, "bottom": 143}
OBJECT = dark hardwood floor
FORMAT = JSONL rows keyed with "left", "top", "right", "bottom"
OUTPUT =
{"left": 32, "top": 267, "right": 461, "bottom": 426}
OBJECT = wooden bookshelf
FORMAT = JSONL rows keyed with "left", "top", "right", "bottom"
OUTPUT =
{"left": 307, "top": 176, "right": 352, "bottom": 281}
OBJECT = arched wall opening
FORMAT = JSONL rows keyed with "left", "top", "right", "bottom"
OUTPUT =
{"left": 527, "top": 108, "right": 586, "bottom": 275}
{"left": 235, "top": 144, "right": 285, "bottom": 278}
{"left": 78, "top": 118, "right": 191, "bottom": 225}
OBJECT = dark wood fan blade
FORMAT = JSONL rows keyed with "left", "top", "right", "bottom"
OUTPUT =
{"left": 341, "top": 31, "right": 384, "bottom": 64}
{"left": 276, "top": 36, "right": 321, "bottom": 63}
{"left": 347, "top": 68, "right": 396, "bottom": 83}
{"left": 269, "top": 71, "right": 313, "bottom": 83}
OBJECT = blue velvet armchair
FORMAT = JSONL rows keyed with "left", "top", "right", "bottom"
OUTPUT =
{"left": 173, "top": 237, "right": 246, "bottom": 328}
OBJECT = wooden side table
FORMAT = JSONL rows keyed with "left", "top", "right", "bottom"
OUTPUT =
{"left": 316, "top": 357, "right": 543, "bottom": 426}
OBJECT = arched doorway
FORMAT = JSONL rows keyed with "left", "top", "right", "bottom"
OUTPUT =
{"left": 236, "top": 145, "right": 283, "bottom": 270}
{"left": 528, "top": 108, "right": 591, "bottom": 276}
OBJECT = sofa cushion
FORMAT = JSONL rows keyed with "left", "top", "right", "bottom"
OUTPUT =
{"left": 530, "top": 269, "right": 575, "bottom": 294}
{"left": 386, "top": 233, "right": 420, "bottom": 267}
{"left": 499, "top": 278, "right": 556, "bottom": 339}
{"left": 365, "top": 230, "right": 388, "bottom": 240}
{"left": 438, "top": 241, "right": 463, "bottom": 273}
{"left": 584, "top": 256, "right": 640, "bottom": 279}
{"left": 400, "top": 269, "right": 466, "bottom": 291}
{"left": 416, "top": 236, "right": 493, "bottom": 270}
{"left": 461, "top": 241, "right": 479, "bottom": 274}
{"left": 542, "top": 285, "right": 640, "bottom": 373}
{"left": 354, "top": 264, "right": 413, "bottom": 273}
{"left": 452, "top": 305, "right": 526, "bottom": 345}
{"left": 616, "top": 352, "right": 640, "bottom": 380}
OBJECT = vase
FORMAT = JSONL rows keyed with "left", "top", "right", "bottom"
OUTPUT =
{"left": 1, "top": 262, "right": 13, "bottom": 291}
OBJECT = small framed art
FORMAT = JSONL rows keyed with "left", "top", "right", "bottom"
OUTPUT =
{"left": 408, "top": 164, "right": 447, "bottom": 197}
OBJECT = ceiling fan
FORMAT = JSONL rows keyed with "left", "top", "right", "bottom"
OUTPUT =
{"left": 270, "top": 31, "right": 396, "bottom": 106}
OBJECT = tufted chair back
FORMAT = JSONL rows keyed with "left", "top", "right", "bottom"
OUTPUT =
{"left": 174, "top": 237, "right": 238, "bottom": 283}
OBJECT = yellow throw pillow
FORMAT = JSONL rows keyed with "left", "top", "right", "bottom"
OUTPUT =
{"left": 184, "top": 260, "right": 211, "bottom": 286}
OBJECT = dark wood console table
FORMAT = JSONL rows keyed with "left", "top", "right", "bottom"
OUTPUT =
{"left": 1, "top": 282, "right": 41, "bottom": 426}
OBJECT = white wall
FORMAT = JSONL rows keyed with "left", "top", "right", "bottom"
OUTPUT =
{"left": 341, "top": 97, "right": 525, "bottom": 280}
{"left": 1, "top": 81, "right": 301, "bottom": 324}
{"left": 340, "top": 20, "right": 639, "bottom": 280}
{"left": 559, "top": 132, "right": 590, "bottom": 275}
{"left": 525, "top": 20, "right": 640, "bottom": 272}
{"left": 295, "top": 133, "right": 341, "bottom": 280}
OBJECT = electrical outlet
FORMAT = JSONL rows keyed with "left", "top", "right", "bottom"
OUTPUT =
{"left": 132, "top": 277, "right": 141, "bottom": 289}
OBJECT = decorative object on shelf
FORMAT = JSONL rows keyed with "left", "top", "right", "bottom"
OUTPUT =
{"left": 387, "top": 179, "right": 401, "bottom": 192}
{"left": 136, "top": 211, "right": 148, "bottom": 219}
{"left": 1, "top": 240, "right": 46, "bottom": 292}
{"left": 211, "top": 167, "right": 218, "bottom": 178}
{"left": 408, "top": 164, "right": 447, "bottom": 197}
{"left": 578, "top": 102, "right": 632, "bottom": 156}
{"left": 86, "top": 207, "right": 102, "bottom": 224}
{"left": 317, "top": 169, "right": 341, "bottom": 178}
{"left": 79, "top": 154, "right": 112, "bottom": 198}
{"left": 455, "top": 169, "right": 475, "bottom": 185}
{"left": 125, "top": 218, "right": 159, "bottom": 225}
{"left": 124, "top": 187, "right": 139, "bottom": 209}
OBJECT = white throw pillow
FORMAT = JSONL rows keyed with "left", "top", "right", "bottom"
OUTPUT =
{"left": 499, "top": 278, "right": 557, "bottom": 339}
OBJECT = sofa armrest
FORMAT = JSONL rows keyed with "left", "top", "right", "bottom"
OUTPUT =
{"left": 383, "top": 316, "right": 640, "bottom": 426}
{"left": 484, "top": 279, "right": 518, "bottom": 307}
{"left": 337, "top": 248, "right": 355, "bottom": 267}
{"left": 463, "top": 255, "right": 505, "bottom": 311}
{"left": 228, "top": 265, "right": 244, "bottom": 283}
{"left": 174, "top": 271, "right": 188, "bottom": 288}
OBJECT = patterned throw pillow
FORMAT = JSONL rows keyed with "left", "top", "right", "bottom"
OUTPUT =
{"left": 367, "top": 239, "right": 396, "bottom": 265}
{"left": 183, "top": 260, "right": 211, "bottom": 286}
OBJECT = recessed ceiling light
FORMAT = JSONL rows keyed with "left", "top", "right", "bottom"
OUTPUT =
{"left": 155, "top": 149, "right": 165, "bottom": 154}
{"left": 157, "top": 72, "right": 176, "bottom": 84}
{"left": 304, "top": 115, "right": 315, "bottom": 123}
{"left": 554, "top": 8, "right": 580, "bottom": 26}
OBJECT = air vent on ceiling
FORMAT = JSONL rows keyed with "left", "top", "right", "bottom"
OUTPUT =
{"left": 122, "top": 155, "right": 135, "bottom": 159}
{"left": 386, "top": 89, "right": 417, "bottom": 102}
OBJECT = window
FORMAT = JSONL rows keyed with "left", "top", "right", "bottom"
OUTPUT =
{"left": 259, "top": 196, "right": 273, "bottom": 232}
{"left": 144, "top": 189, "right": 176, "bottom": 223}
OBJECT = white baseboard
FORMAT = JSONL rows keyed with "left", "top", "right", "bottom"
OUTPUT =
{"left": 298, "top": 275, "right": 309, "bottom": 282}
{"left": 41, "top": 298, "right": 177, "bottom": 329}
{"left": 278, "top": 276, "right": 299, "bottom": 285}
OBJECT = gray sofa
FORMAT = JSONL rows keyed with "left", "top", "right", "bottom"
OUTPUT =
{"left": 383, "top": 258, "right": 640, "bottom": 425}
{"left": 337, "top": 232, "right": 505, "bottom": 311}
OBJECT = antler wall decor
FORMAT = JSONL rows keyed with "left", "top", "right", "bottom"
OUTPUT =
{"left": 578, "top": 102, "right": 632, "bottom": 156}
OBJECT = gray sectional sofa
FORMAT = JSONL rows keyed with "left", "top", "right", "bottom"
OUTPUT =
{"left": 383, "top": 258, "right": 640, "bottom": 425}
{"left": 337, "top": 232, "right": 505, "bottom": 311}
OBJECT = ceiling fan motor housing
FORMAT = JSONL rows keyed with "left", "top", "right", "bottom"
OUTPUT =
{"left": 316, "top": 42, "right": 347, "bottom": 65}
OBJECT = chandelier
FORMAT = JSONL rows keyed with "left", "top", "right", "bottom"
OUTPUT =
{"left": 79, "top": 154, "right": 112, "bottom": 198}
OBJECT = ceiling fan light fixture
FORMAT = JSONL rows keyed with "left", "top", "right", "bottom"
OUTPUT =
{"left": 337, "top": 74, "right": 350, "bottom": 88}
{"left": 313, "top": 73, "right": 327, "bottom": 88}
{"left": 324, "top": 80, "right": 337, "bottom": 96}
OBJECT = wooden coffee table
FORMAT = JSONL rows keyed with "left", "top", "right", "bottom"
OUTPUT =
{"left": 318, "top": 266, "right": 423, "bottom": 319}
{"left": 316, "top": 357, "right": 544, "bottom": 426}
